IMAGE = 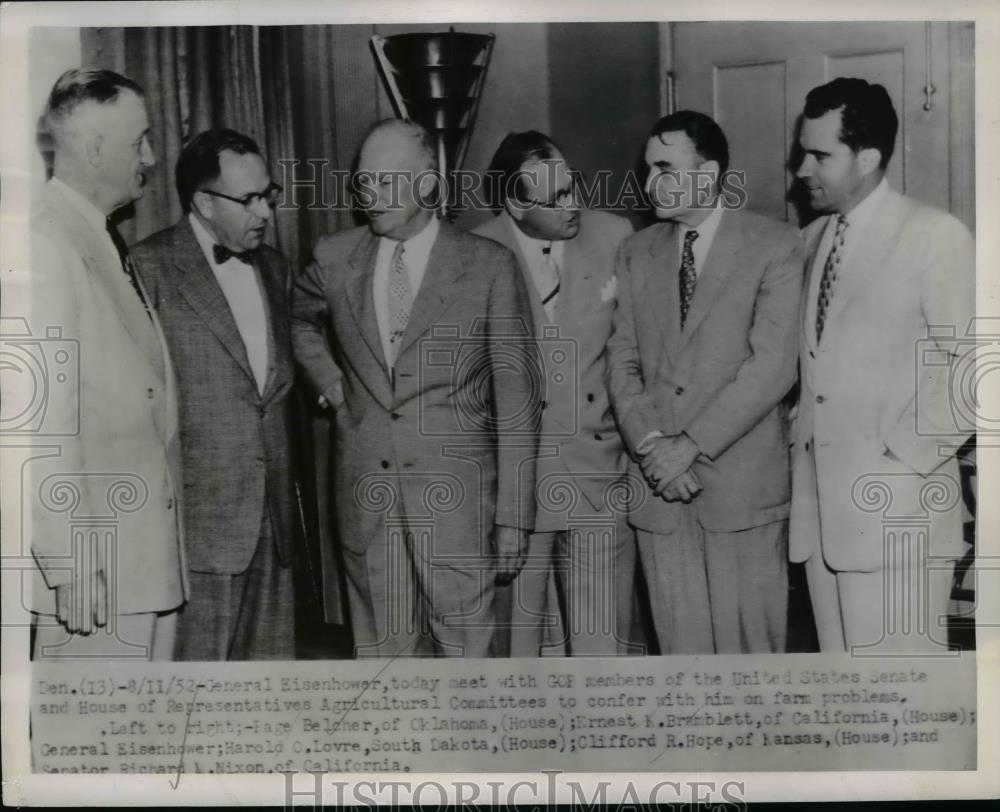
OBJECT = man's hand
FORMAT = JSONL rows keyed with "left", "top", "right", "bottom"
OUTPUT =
{"left": 639, "top": 433, "right": 701, "bottom": 495}
{"left": 659, "top": 469, "right": 703, "bottom": 503}
{"left": 494, "top": 526, "right": 528, "bottom": 585}
{"left": 54, "top": 568, "right": 108, "bottom": 635}
{"left": 318, "top": 381, "right": 344, "bottom": 411}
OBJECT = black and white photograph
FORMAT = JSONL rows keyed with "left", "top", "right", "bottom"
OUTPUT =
{"left": 1, "top": 0, "right": 996, "bottom": 805}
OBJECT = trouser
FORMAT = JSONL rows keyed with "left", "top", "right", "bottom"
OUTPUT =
{"left": 343, "top": 513, "right": 495, "bottom": 658}
{"left": 636, "top": 510, "right": 788, "bottom": 654}
{"left": 174, "top": 510, "right": 295, "bottom": 661}
{"left": 803, "top": 544, "right": 955, "bottom": 654}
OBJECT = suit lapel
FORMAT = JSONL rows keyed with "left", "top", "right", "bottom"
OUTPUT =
{"left": 173, "top": 223, "right": 258, "bottom": 389}
{"left": 678, "top": 209, "right": 741, "bottom": 349}
{"left": 799, "top": 217, "right": 827, "bottom": 354}
{"left": 645, "top": 223, "right": 682, "bottom": 364}
{"left": 395, "top": 222, "right": 467, "bottom": 359}
{"left": 255, "top": 250, "right": 292, "bottom": 405}
{"left": 822, "top": 189, "right": 907, "bottom": 333}
{"left": 343, "top": 230, "right": 390, "bottom": 385}
{"left": 498, "top": 216, "right": 549, "bottom": 333}
{"left": 44, "top": 184, "right": 165, "bottom": 379}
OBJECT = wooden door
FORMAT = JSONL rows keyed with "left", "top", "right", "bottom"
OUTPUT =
{"left": 667, "top": 21, "right": 973, "bottom": 228}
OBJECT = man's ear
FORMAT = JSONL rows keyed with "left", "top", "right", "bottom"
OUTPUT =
{"left": 191, "top": 191, "right": 214, "bottom": 221}
{"left": 84, "top": 133, "right": 104, "bottom": 168}
{"left": 505, "top": 198, "right": 526, "bottom": 222}
{"left": 857, "top": 147, "right": 882, "bottom": 177}
{"left": 696, "top": 158, "right": 721, "bottom": 205}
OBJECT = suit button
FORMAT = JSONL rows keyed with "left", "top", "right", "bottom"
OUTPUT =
{"left": 390, "top": 412, "right": 401, "bottom": 420}
{"left": 541, "top": 400, "right": 547, "bottom": 410}
{"left": 166, "top": 498, "right": 174, "bottom": 510}
{"left": 594, "top": 433, "right": 602, "bottom": 441}
{"left": 147, "top": 388, "right": 155, "bottom": 399}
{"left": 381, "top": 460, "right": 389, "bottom": 469}
{"left": 816, "top": 395, "right": 825, "bottom": 404}
{"left": 586, "top": 393, "right": 595, "bottom": 403}
{"left": 675, "top": 386, "right": 685, "bottom": 395}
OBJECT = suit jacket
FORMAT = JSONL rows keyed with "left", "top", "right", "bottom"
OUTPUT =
{"left": 790, "top": 186, "right": 975, "bottom": 572}
{"left": 291, "top": 220, "right": 540, "bottom": 563}
{"left": 607, "top": 208, "right": 804, "bottom": 533}
{"left": 472, "top": 209, "right": 633, "bottom": 531}
{"left": 132, "top": 220, "right": 296, "bottom": 575}
{"left": 20, "top": 180, "right": 186, "bottom": 615}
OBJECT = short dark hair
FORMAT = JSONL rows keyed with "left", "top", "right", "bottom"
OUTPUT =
{"left": 485, "top": 130, "right": 563, "bottom": 213}
{"left": 648, "top": 110, "right": 730, "bottom": 177}
{"left": 803, "top": 77, "right": 898, "bottom": 169}
{"left": 176, "top": 128, "right": 262, "bottom": 213}
{"left": 41, "top": 67, "right": 145, "bottom": 146}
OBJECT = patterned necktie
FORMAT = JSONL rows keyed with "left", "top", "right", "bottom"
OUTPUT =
{"left": 815, "top": 214, "right": 849, "bottom": 343}
{"left": 540, "top": 242, "right": 561, "bottom": 320}
{"left": 678, "top": 229, "right": 699, "bottom": 328}
{"left": 387, "top": 240, "right": 413, "bottom": 365}
{"left": 106, "top": 218, "right": 151, "bottom": 319}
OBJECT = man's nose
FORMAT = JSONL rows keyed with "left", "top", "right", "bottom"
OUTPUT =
{"left": 796, "top": 155, "right": 814, "bottom": 179}
{"left": 140, "top": 136, "right": 155, "bottom": 167}
{"left": 251, "top": 197, "right": 273, "bottom": 220}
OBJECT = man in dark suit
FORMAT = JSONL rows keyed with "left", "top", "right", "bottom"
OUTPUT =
{"left": 132, "top": 129, "right": 296, "bottom": 660}
{"left": 473, "top": 131, "right": 635, "bottom": 656}
{"left": 607, "top": 111, "right": 804, "bottom": 654}
{"left": 292, "top": 119, "right": 540, "bottom": 658}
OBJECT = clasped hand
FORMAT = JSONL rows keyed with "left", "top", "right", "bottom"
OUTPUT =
{"left": 638, "top": 433, "right": 703, "bottom": 503}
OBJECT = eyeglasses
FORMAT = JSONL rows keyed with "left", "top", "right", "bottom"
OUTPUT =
{"left": 200, "top": 182, "right": 283, "bottom": 210}
{"left": 525, "top": 180, "right": 580, "bottom": 210}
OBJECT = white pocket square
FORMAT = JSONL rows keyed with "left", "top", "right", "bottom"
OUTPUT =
{"left": 600, "top": 276, "right": 618, "bottom": 303}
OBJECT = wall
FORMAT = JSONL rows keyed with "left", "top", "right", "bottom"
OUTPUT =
{"left": 27, "top": 27, "right": 83, "bottom": 187}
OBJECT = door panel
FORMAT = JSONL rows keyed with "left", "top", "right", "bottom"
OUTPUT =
{"left": 670, "top": 21, "right": 961, "bottom": 225}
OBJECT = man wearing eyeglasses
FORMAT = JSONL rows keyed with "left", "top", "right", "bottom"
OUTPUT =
{"left": 132, "top": 128, "right": 296, "bottom": 660}
{"left": 472, "top": 131, "right": 636, "bottom": 657}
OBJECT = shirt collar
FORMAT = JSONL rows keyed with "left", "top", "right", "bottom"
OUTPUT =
{"left": 842, "top": 177, "right": 889, "bottom": 227}
{"left": 50, "top": 177, "right": 109, "bottom": 237}
{"left": 384, "top": 213, "right": 440, "bottom": 257}
{"left": 679, "top": 199, "right": 725, "bottom": 246}
{"left": 189, "top": 211, "right": 227, "bottom": 267}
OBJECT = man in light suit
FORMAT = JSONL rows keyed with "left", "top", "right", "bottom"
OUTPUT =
{"left": 292, "top": 119, "right": 540, "bottom": 657}
{"left": 473, "top": 131, "right": 635, "bottom": 656}
{"left": 132, "top": 129, "right": 296, "bottom": 660}
{"left": 20, "top": 69, "right": 185, "bottom": 659}
{"left": 790, "top": 78, "right": 974, "bottom": 653}
{"left": 607, "top": 111, "right": 804, "bottom": 654}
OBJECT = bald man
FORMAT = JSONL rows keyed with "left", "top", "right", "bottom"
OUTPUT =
{"left": 292, "top": 119, "right": 540, "bottom": 657}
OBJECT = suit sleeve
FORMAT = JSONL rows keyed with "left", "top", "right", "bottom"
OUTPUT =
{"left": 22, "top": 234, "right": 94, "bottom": 587}
{"left": 489, "top": 247, "right": 540, "bottom": 531}
{"left": 605, "top": 239, "right": 662, "bottom": 456}
{"left": 883, "top": 214, "right": 975, "bottom": 474}
{"left": 684, "top": 227, "right": 805, "bottom": 459}
{"left": 290, "top": 251, "right": 344, "bottom": 402}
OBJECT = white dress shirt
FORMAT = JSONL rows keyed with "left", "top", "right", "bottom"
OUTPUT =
{"left": 678, "top": 200, "right": 725, "bottom": 276}
{"left": 507, "top": 212, "right": 565, "bottom": 320}
{"left": 804, "top": 178, "right": 890, "bottom": 334}
{"left": 373, "top": 215, "right": 440, "bottom": 369}
{"left": 190, "top": 213, "right": 270, "bottom": 394}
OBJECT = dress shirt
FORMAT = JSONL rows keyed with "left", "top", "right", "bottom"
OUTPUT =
{"left": 190, "top": 213, "right": 270, "bottom": 394}
{"left": 804, "top": 178, "right": 889, "bottom": 335}
{"left": 507, "top": 212, "right": 566, "bottom": 320}
{"left": 373, "top": 215, "right": 440, "bottom": 369}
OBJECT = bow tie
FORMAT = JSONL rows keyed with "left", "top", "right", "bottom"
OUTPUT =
{"left": 213, "top": 244, "right": 256, "bottom": 265}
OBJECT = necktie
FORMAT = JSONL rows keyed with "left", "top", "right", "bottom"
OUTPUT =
{"left": 815, "top": 214, "right": 849, "bottom": 343}
{"left": 678, "top": 229, "right": 699, "bottom": 328}
{"left": 387, "top": 241, "right": 413, "bottom": 366}
{"left": 540, "top": 243, "right": 561, "bottom": 321}
{"left": 106, "top": 218, "right": 151, "bottom": 319}
{"left": 213, "top": 243, "right": 256, "bottom": 265}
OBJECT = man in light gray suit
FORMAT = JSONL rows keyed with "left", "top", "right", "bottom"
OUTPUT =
{"left": 607, "top": 111, "right": 804, "bottom": 654}
{"left": 292, "top": 119, "right": 540, "bottom": 657}
{"left": 17, "top": 68, "right": 186, "bottom": 660}
{"left": 133, "top": 129, "right": 296, "bottom": 660}
{"left": 473, "top": 131, "right": 636, "bottom": 656}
